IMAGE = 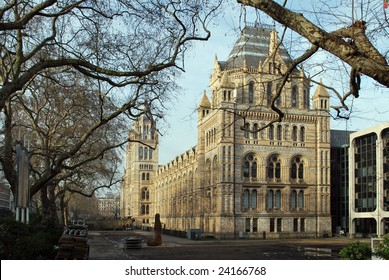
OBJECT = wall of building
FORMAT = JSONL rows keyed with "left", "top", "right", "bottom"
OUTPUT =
{"left": 121, "top": 24, "right": 332, "bottom": 239}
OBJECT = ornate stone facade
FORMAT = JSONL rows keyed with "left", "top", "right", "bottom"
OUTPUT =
{"left": 121, "top": 24, "right": 332, "bottom": 239}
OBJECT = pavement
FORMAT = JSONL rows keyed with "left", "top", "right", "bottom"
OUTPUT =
{"left": 87, "top": 230, "right": 363, "bottom": 260}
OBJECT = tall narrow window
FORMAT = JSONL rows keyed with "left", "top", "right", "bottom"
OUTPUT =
{"left": 144, "top": 147, "right": 148, "bottom": 160}
{"left": 300, "top": 218, "right": 305, "bottom": 232}
{"left": 243, "top": 154, "right": 257, "bottom": 179}
{"left": 300, "top": 127, "right": 305, "bottom": 142}
{"left": 269, "top": 124, "right": 274, "bottom": 140}
{"left": 267, "top": 190, "right": 274, "bottom": 209}
{"left": 277, "top": 218, "right": 282, "bottom": 232}
{"left": 291, "top": 190, "right": 297, "bottom": 210}
{"left": 291, "top": 86, "right": 298, "bottom": 108}
{"left": 298, "top": 190, "right": 304, "bottom": 210}
{"left": 276, "top": 83, "right": 281, "bottom": 106}
{"left": 277, "top": 125, "right": 282, "bottom": 141}
{"left": 245, "top": 218, "right": 251, "bottom": 232}
{"left": 248, "top": 81, "right": 254, "bottom": 103}
{"left": 251, "top": 162, "right": 257, "bottom": 178}
{"left": 292, "top": 126, "right": 298, "bottom": 141}
{"left": 149, "top": 149, "right": 153, "bottom": 159}
{"left": 270, "top": 218, "right": 275, "bottom": 232}
{"left": 267, "top": 82, "right": 272, "bottom": 107}
{"left": 303, "top": 89, "right": 309, "bottom": 109}
{"left": 139, "top": 147, "right": 143, "bottom": 160}
{"left": 275, "top": 190, "right": 281, "bottom": 209}
{"left": 243, "top": 161, "right": 250, "bottom": 178}
{"left": 244, "top": 123, "right": 250, "bottom": 139}
{"left": 267, "top": 155, "right": 281, "bottom": 180}
{"left": 251, "top": 190, "right": 257, "bottom": 209}
{"left": 293, "top": 218, "right": 299, "bottom": 232}
{"left": 253, "top": 218, "right": 258, "bottom": 232}
{"left": 253, "top": 123, "right": 258, "bottom": 139}
{"left": 243, "top": 190, "right": 249, "bottom": 210}
{"left": 291, "top": 156, "right": 304, "bottom": 181}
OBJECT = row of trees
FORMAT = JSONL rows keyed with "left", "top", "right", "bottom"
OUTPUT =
{"left": 0, "top": 0, "right": 222, "bottom": 225}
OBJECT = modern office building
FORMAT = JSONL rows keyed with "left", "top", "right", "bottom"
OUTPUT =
{"left": 121, "top": 23, "right": 332, "bottom": 239}
{"left": 349, "top": 123, "right": 389, "bottom": 237}
{"left": 330, "top": 130, "right": 354, "bottom": 235}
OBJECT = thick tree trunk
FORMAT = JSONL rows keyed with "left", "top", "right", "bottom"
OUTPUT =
{"left": 40, "top": 185, "right": 59, "bottom": 226}
{"left": 237, "top": 0, "right": 389, "bottom": 87}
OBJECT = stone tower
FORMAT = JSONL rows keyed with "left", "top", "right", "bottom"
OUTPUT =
{"left": 121, "top": 114, "right": 158, "bottom": 227}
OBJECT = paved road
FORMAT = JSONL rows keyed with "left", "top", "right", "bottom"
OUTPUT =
{"left": 88, "top": 230, "right": 363, "bottom": 260}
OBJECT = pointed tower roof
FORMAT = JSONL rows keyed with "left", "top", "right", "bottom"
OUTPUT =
{"left": 313, "top": 81, "right": 330, "bottom": 99}
{"left": 222, "top": 23, "right": 292, "bottom": 70}
{"left": 198, "top": 90, "right": 211, "bottom": 108}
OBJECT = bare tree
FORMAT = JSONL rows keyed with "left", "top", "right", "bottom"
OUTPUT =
{"left": 236, "top": 0, "right": 389, "bottom": 118}
{"left": 0, "top": 0, "right": 222, "bottom": 111}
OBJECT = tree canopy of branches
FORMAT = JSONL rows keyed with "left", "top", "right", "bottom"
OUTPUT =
{"left": 0, "top": 0, "right": 222, "bottom": 112}
{"left": 237, "top": 0, "right": 389, "bottom": 117}
{"left": 0, "top": 0, "right": 222, "bottom": 224}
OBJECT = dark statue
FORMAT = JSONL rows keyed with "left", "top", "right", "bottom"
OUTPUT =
{"left": 147, "top": 213, "right": 162, "bottom": 246}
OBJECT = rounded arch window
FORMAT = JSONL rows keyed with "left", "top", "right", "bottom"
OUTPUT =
{"left": 243, "top": 153, "right": 258, "bottom": 179}
{"left": 141, "top": 188, "right": 150, "bottom": 200}
{"left": 267, "top": 154, "right": 281, "bottom": 179}
{"left": 291, "top": 156, "right": 305, "bottom": 180}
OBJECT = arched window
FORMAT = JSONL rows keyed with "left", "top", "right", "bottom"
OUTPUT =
{"left": 267, "top": 190, "right": 274, "bottom": 209}
{"left": 291, "top": 190, "right": 297, "bottom": 210}
{"left": 243, "top": 154, "right": 257, "bottom": 179}
{"left": 298, "top": 190, "right": 304, "bottom": 209}
{"left": 141, "top": 188, "right": 150, "bottom": 200}
{"left": 142, "top": 173, "right": 146, "bottom": 180}
{"left": 267, "top": 155, "right": 281, "bottom": 180}
{"left": 149, "top": 148, "right": 153, "bottom": 159}
{"left": 291, "top": 85, "right": 298, "bottom": 107}
{"left": 291, "top": 156, "right": 304, "bottom": 180}
{"left": 248, "top": 81, "right": 254, "bottom": 103}
{"left": 251, "top": 190, "right": 257, "bottom": 209}
{"left": 243, "top": 189, "right": 249, "bottom": 210}
{"left": 267, "top": 82, "right": 272, "bottom": 106}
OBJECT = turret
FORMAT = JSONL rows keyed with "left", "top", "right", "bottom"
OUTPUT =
{"left": 198, "top": 90, "right": 211, "bottom": 120}
{"left": 312, "top": 80, "right": 330, "bottom": 111}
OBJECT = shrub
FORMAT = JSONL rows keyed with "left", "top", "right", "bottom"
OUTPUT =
{"left": 373, "top": 236, "right": 389, "bottom": 260}
{"left": 0, "top": 213, "right": 62, "bottom": 259}
{"left": 339, "top": 241, "right": 372, "bottom": 260}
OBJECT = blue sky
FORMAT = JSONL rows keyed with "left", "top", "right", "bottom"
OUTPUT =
{"left": 156, "top": 2, "right": 389, "bottom": 164}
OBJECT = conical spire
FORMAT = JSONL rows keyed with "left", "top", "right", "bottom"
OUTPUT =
{"left": 313, "top": 80, "right": 330, "bottom": 99}
{"left": 199, "top": 90, "right": 211, "bottom": 109}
